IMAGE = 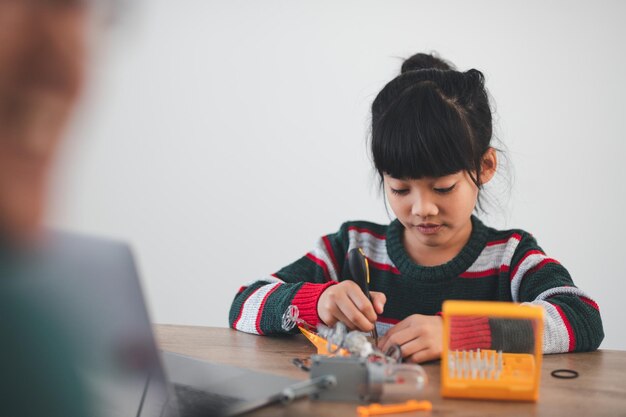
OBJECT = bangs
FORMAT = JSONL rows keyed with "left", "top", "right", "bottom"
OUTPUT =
{"left": 372, "top": 83, "right": 475, "bottom": 180}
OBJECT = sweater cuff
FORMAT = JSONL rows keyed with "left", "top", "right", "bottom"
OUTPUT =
{"left": 291, "top": 281, "right": 337, "bottom": 328}
{"left": 449, "top": 316, "right": 492, "bottom": 351}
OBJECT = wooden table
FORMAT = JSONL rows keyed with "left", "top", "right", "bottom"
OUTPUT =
{"left": 155, "top": 325, "right": 625, "bottom": 417}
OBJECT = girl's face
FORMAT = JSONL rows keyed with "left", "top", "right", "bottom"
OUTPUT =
{"left": 383, "top": 149, "right": 496, "bottom": 265}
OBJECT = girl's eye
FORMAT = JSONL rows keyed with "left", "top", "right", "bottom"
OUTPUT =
{"left": 434, "top": 184, "right": 456, "bottom": 194}
{"left": 390, "top": 188, "right": 409, "bottom": 196}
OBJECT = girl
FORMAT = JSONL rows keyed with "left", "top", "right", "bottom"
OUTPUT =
{"left": 228, "top": 53, "right": 604, "bottom": 363}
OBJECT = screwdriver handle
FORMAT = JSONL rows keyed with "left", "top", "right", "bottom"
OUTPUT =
{"left": 347, "top": 247, "right": 371, "bottom": 297}
{"left": 347, "top": 247, "right": 378, "bottom": 343}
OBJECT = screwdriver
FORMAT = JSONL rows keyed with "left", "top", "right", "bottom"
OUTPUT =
{"left": 347, "top": 247, "right": 379, "bottom": 345}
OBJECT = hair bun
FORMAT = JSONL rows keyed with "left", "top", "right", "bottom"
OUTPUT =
{"left": 400, "top": 53, "right": 455, "bottom": 74}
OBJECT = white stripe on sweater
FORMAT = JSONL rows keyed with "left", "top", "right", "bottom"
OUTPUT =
{"left": 347, "top": 229, "right": 397, "bottom": 270}
{"left": 511, "top": 253, "right": 549, "bottom": 301}
{"left": 311, "top": 237, "right": 340, "bottom": 281}
{"left": 532, "top": 285, "right": 593, "bottom": 352}
{"left": 466, "top": 237, "right": 520, "bottom": 273}
{"left": 534, "top": 286, "right": 590, "bottom": 301}
{"left": 235, "top": 282, "right": 281, "bottom": 334}
{"left": 525, "top": 300, "right": 570, "bottom": 353}
{"left": 522, "top": 287, "right": 588, "bottom": 354}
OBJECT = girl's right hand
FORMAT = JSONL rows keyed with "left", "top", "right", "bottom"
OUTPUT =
{"left": 317, "top": 280, "right": 386, "bottom": 331}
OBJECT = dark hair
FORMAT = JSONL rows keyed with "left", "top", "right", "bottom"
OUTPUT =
{"left": 371, "top": 53, "right": 493, "bottom": 191}
{"left": 400, "top": 52, "right": 456, "bottom": 72}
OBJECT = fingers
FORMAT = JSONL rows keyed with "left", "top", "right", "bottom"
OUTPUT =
{"left": 347, "top": 286, "right": 377, "bottom": 322}
{"left": 317, "top": 281, "right": 377, "bottom": 331}
{"left": 338, "top": 293, "right": 375, "bottom": 331}
{"left": 324, "top": 306, "right": 351, "bottom": 329}
{"left": 394, "top": 336, "right": 427, "bottom": 359}
{"left": 407, "top": 348, "right": 441, "bottom": 364}
{"left": 381, "top": 331, "right": 441, "bottom": 363}
{"left": 370, "top": 291, "right": 386, "bottom": 315}
{"left": 379, "top": 325, "right": 416, "bottom": 353}
{"left": 377, "top": 315, "right": 443, "bottom": 363}
{"left": 378, "top": 318, "right": 413, "bottom": 351}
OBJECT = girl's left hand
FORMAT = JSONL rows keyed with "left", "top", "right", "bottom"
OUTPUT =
{"left": 377, "top": 314, "right": 443, "bottom": 363}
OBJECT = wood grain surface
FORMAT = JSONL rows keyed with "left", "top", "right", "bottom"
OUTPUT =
{"left": 155, "top": 325, "right": 625, "bottom": 417}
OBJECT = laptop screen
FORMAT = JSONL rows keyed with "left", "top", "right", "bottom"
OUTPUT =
{"left": 0, "top": 232, "right": 177, "bottom": 417}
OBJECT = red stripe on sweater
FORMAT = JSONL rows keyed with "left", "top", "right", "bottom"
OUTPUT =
{"left": 486, "top": 233, "right": 522, "bottom": 247}
{"left": 291, "top": 281, "right": 337, "bottom": 327}
{"left": 460, "top": 268, "right": 499, "bottom": 278}
{"left": 254, "top": 284, "right": 280, "bottom": 335}
{"left": 553, "top": 303, "right": 576, "bottom": 352}
{"left": 450, "top": 329, "right": 493, "bottom": 340}
{"left": 450, "top": 316, "right": 491, "bottom": 327}
{"left": 449, "top": 316, "right": 492, "bottom": 350}
{"left": 347, "top": 226, "right": 386, "bottom": 240}
{"left": 460, "top": 265, "right": 510, "bottom": 278}
{"left": 510, "top": 249, "right": 545, "bottom": 281}
{"left": 237, "top": 286, "right": 247, "bottom": 294}
{"left": 322, "top": 236, "right": 340, "bottom": 276}
{"left": 376, "top": 316, "right": 400, "bottom": 325}
{"left": 306, "top": 253, "right": 331, "bottom": 281}
{"left": 580, "top": 296, "right": 599, "bottom": 310}
{"left": 368, "top": 259, "right": 401, "bottom": 275}
{"left": 450, "top": 336, "right": 492, "bottom": 351}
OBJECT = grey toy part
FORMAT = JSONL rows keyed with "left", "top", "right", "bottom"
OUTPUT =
{"left": 309, "top": 355, "right": 385, "bottom": 403}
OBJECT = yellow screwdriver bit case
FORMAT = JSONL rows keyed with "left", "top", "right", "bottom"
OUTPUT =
{"left": 441, "top": 300, "right": 544, "bottom": 402}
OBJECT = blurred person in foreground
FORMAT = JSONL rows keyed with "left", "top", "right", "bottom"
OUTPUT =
{"left": 0, "top": 0, "right": 88, "bottom": 246}
{"left": 1, "top": 1, "right": 100, "bottom": 416}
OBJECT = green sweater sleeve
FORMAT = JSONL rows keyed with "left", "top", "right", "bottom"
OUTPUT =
{"left": 510, "top": 233, "right": 604, "bottom": 353}
{"left": 228, "top": 223, "right": 350, "bottom": 335}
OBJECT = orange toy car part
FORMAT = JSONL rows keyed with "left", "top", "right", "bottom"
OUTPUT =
{"left": 356, "top": 400, "right": 433, "bottom": 416}
{"left": 299, "top": 326, "right": 350, "bottom": 356}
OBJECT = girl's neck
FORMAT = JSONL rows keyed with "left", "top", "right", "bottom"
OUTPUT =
{"left": 402, "top": 219, "right": 473, "bottom": 267}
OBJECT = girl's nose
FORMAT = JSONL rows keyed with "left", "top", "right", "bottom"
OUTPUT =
{"left": 411, "top": 194, "right": 439, "bottom": 218}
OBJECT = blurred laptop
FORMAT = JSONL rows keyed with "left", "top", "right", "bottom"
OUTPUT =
{"left": 0, "top": 232, "right": 298, "bottom": 417}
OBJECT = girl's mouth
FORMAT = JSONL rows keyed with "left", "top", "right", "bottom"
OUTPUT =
{"left": 415, "top": 223, "right": 442, "bottom": 235}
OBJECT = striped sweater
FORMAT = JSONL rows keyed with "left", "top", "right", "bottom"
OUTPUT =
{"left": 229, "top": 216, "right": 604, "bottom": 353}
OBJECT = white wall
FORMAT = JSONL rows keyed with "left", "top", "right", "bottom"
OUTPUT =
{"left": 49, "top": 0, "right": 626, "bottom": 349}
